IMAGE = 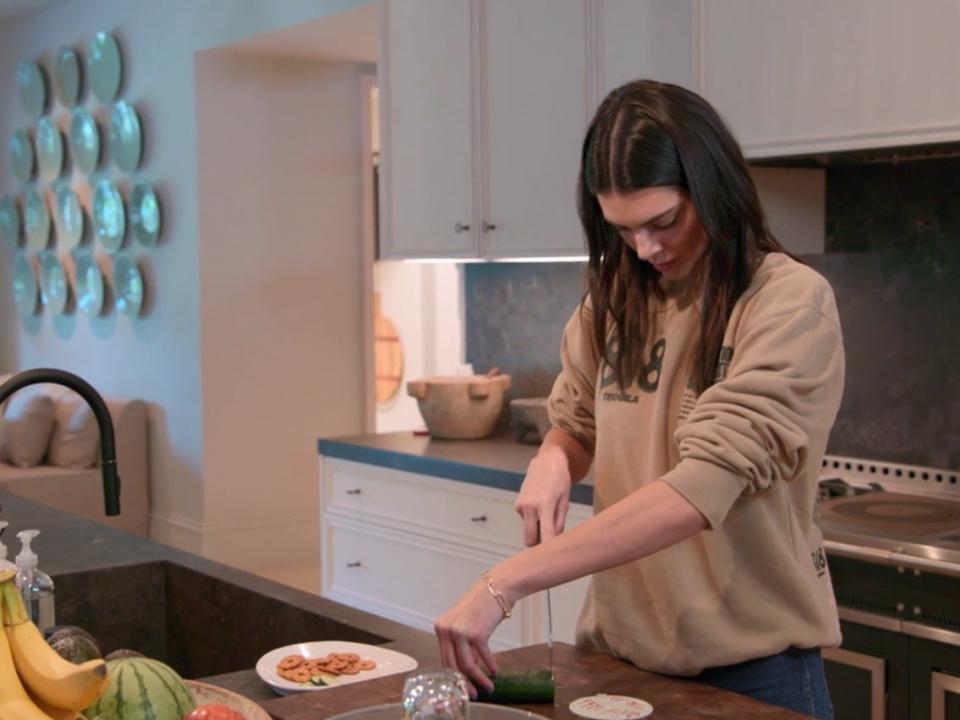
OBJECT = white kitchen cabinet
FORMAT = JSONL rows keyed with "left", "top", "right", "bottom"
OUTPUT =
{"left": 319, "top": 456, "right": 592, "bottom": 651}
{"left": 377, "top": 0, "right": 476, "bottom": 259}
{"left": 379, "top": 0, "right": 591, "bottom": 260}
{"left": 700, "top": 0, "right": 960, "bottom": 158}
{"left": 597, "top": 0, "right": 695, "bottom": 100}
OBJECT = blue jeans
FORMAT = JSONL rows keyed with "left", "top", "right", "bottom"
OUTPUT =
{"left": 696, "top": 647, "right": 834, "bottom": 720}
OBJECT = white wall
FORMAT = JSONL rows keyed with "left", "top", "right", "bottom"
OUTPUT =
{"left": 0, "top": 0, "right": 371, "bottom": 558}
{"left": 374, "top": 262, "right": 464, "bottom": 432}
{"left": 195, "top": 52, "right": 369, "bottom": 570}
{"left": 751, "top": 167, "right": 826, "bottom": 255}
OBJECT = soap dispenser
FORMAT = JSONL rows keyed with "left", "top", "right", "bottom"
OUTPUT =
{"left": 14, "top": 529, "right": 55, "bottom": 632}
{"left": 0, "top": 522, "right": 16, "bottom": 572}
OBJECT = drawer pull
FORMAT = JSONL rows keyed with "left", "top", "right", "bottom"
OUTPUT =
{"left": 470, "top": 515, "right": 488, "bottom": 523}
{"left": 346, "top": 561, "right": 362, "bottom": 568}
{"left": 346, "top": 488, "right": 362, "bottom": 495}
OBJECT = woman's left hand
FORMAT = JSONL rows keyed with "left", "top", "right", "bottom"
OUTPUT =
{"left": 434, "top": 578, "right": 504, "bottom": 696}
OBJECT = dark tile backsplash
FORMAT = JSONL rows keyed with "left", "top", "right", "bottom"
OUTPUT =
{"left": 466, "top": 160, "right": 960, "bottom": 469}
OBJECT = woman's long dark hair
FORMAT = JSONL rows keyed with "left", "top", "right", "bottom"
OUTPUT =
{"left": 578, "top": 79, "right": 786, "bottom": 394}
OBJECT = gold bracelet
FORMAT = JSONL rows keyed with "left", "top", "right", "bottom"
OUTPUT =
{"left": 481, "top": 571, "right": 512, "bottom": 620}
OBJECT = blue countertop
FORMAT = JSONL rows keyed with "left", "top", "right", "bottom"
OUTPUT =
{"left": 318, "top": 432, "right": 594, "bottom": 506}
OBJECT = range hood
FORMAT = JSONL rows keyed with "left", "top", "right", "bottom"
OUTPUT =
{"left": 750, "top": 140, "right": 960, "bottom": 168}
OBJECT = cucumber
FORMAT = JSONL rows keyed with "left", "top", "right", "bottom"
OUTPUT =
{"left": 475, "top": 668, "right": 555, "bottom": 704}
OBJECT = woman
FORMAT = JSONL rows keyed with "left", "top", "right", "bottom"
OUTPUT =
{"left": 433, "top": 80, "right": 844, "bottom": 720}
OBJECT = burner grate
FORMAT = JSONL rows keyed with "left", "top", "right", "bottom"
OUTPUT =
{"left": 821, "top": 454, "right": 960, "bottom": 495}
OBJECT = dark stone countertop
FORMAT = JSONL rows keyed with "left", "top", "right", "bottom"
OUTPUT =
{"left": 318, "top": 432, "right": 594, "bottom": 506}
{"left": 263, "top": 642, "right": 814, "bottom": 720}
{"left": 0, "top": 492, "right": 439, "bottom": 705}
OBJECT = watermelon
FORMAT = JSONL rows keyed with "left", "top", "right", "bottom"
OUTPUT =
{"left": 83, "top": 657, "right": 196, "bottom": 720}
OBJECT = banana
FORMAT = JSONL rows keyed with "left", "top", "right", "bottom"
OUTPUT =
{"left": 0, "top": 604, "right": 52, "bottom": 720}
{"left": 0, "top": 577, "right": 107, "bottom": 712}
{"left": 25, "top": 692, "right": 81, "bottom": 720}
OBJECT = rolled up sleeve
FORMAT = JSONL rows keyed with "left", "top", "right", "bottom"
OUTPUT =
{"left": 548, "top": 305, "right": 599, "bottom": 455}
{"left": 662, "top": 303, "right": 845, "bottom": 528}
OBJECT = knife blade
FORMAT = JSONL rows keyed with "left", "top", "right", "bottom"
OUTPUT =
{"left": 546, "top": 587, "right": 554, "bottom": 680}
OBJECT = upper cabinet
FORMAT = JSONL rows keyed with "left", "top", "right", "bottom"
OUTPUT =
{"left": 700, "top": 1, "right": 960, "bottom": 159}
{"left": 378, "top": 0, "right": 695, "bottom": 260}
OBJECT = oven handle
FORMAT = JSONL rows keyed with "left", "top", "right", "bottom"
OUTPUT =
{"left": 823, "top": 540, "right": 891, "bottom": 565}
{"left": 824, "top": 541, "right": 960, "bottom": 580}
{"left": 837, "top": 609, "right": 960, "bottom": 648}
{"left": 902, "top": 622, "right": 960, "bottom": 648}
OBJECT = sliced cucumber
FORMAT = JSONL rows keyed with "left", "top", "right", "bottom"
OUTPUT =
{"left": 476, "top": 668, "right": 555, "bottom": 704}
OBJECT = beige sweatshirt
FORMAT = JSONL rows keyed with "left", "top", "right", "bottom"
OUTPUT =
{"left": 548, "top": 252, "right": 844, "bottom": 676}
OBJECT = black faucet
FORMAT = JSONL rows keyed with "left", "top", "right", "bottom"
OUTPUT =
{"left": 0, "top": 368, "right": 120, "bottom": 516}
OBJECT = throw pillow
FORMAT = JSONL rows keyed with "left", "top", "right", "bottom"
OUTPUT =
{"left": 48, "top": 395, "right": 99, "bottom": 469}
{"left": 1, "top": 391, "right": 56, "bottom": 468}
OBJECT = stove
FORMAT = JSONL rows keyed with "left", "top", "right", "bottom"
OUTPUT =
{"left": 817, "top": 454, "right": 960, "bottom": 569}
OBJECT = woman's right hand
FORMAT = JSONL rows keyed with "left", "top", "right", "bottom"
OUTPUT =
{"left": 514, "top": 441, "right": 573, "bottom": 546}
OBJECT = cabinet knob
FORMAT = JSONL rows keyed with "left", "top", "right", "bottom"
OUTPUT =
{"left": 455, "top": 222, "right": 471, "bottom": 233}
{"left": 346, "top": 488, "right": 362, "bottom": 495}
{"left": 896, "top": 602, "right": 905, "bottom": 613}
{"left": 913, "top": 606, "right": 923, "bottom": 616}
{"left": 346, "top": 561, "right": 362, "bottom": 568}
{"left": 470, "top": 515, "right": 488, "bottom": 523}
{"left": 482, "top": 222, "right": 497, "bottom": 233}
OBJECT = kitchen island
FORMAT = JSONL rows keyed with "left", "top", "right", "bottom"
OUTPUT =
{"left": 0, "top": 491, "right": 814, "bottom": 718}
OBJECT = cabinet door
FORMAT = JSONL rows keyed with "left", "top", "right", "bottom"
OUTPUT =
{"left": 598, "top": 0, "right": 695, "bottom": 99}
{"left": 908, "top": 634, "right": 960, "bottom": 720}
{"left": 700, "top": 1, "right": 960, "bottom": 158}
{"left": 379, "top": 0, "right": 477, "bottom": 259}
{"left": 481, "top": 0, "right": 589, "bottom": 258}
{"left": 823, "top": 618, "right": 910, "bottom": 720}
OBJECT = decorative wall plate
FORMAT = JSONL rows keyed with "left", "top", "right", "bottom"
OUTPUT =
{"left": 39, "top": 252, "right": 69, "bottom": 315}
{"left": 12, "top": 255, "right": 38, "bottom": 317}
{"left": 113, "top": 254, "right": 143, "bottom": 316}
{"left": 92, "top": 179, "right": 125, "bottom": 252}
{"left": 53, "top": 46, "right": 82, "bottom": 107}
{"left": 87, "top": 32, "right": 122, "bottom": 103}
{"left": 10, "top": 129, "right": 35, "bottom": 183}
{"left": 55, "top": 185, "right": 84, "bottom": 249}
{"left": 109, "top": 100, "right": 141, "bottom": 171}
{"left": 24, "top": 190, "right": 51, "bottom": 252}
{"left": 0, "top": 195, "right": 21, "bottom": 248}
{"left": 36, "top": 118, "right": 65, "bottom": 181}
{"left": 16, "top": 59, "right": 47, "bottom": 118}
{"left": 130, "top": 183, "right": 160, "bottom": 245}
{"left": 74, "top": 254, "right": 104, "bottom": 315}
{"left": 69, "top": 109, "right": 100, "bottom": 175}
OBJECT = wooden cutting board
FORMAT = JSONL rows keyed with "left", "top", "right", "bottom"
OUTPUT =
{"left": 373, "top": 292, "right": 403, "bottom": 403}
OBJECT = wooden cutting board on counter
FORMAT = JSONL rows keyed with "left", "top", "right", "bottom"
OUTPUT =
{"left": 373, "top": 292, "right": 403, "bottom": 403}
{"left": 259, "top": 643, "right": 812, "bottom": 720}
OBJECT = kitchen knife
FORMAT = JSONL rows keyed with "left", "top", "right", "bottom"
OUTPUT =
{"left": 546, "top": 587, "right": 554, "bottom": 680}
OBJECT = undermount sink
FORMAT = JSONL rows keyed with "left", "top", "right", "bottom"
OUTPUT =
{"left": 53, "top": 561, "right": 387, "bottom": 679}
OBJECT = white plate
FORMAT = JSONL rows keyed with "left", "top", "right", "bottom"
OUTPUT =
{"left": 256, "top": 641, "right": 418, "bottom": 696}
{"left": 185, "top": 680, "right": 271, "bottom": 720}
